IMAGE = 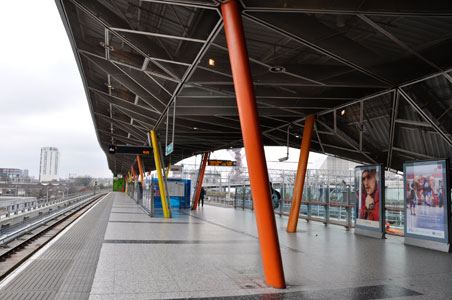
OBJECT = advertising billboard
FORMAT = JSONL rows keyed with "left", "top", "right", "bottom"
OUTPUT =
{"left": 404, "top": 160, "right": 450, "bottom": 243}
{"left": 355, "top": 165, "right": 384, "bottom": 231}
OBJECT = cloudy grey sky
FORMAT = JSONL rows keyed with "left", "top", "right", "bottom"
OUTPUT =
{"left": 0, "top": 1, "right": 110, "bottom": 178}
{"left": 0, "top": 1, "right": 326, "bottom": 180}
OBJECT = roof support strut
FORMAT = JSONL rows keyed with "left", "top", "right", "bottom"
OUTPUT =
{"left": 221, "top": 0, "right": 285, "bottom": 289}
{"left": 287, "top": 115, "right": 315, "bottom": 233}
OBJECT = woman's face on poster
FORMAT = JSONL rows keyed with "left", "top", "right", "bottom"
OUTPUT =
{"left": 362, "top": 170, "right": 376, "bottom": 195}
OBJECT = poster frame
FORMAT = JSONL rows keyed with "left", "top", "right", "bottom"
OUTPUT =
{"left": 403, "top": 159, "right": 450, "bottom": 244}
{"left": 354, "top": 164, "right": 385, "bottom": 233}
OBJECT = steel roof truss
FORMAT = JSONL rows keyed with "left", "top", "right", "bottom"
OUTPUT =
{"left": 398, "top": 88, "right": 452, "bottom": 147}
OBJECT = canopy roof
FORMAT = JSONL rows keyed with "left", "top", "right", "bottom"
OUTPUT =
{"left": 57, "top": 0, "right": 452, "bottom": 175}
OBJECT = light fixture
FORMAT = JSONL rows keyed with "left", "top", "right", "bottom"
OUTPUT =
{"left": 340, "top": 109, "right": 346, "bottom": 116}
{"left": 99, "top": 42, "right": 115, "bottom": 51}
{"left": 104, "top": 82, "right": 114, "bottom": 90}
{"left": 295, "top": 135, "right": 300, "bottom": 138}
{"left": 209, "top": 58, "right": 215, "bottom": 66}
{"left": 269, "top": 66, "right": 286, "bottom": 73}
{"left": 193, "top": 127, "right": 198, "bottom": 130}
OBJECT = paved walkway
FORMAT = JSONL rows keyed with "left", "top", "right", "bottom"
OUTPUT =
{"left": 1, "top": 192, "right": 452, "bottom": 299}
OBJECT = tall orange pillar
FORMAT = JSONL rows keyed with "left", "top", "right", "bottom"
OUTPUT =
{"left": 221, "top": 0, "right": 285, "bottom": 288}
{"left": 137, "top": 155, "right": 145, "bottom": 188}
{"left": 287, "top": 115, "right": 316, "bottom": 232}
{"left": 191, "top": 152, "right": 209, "bottom": 210}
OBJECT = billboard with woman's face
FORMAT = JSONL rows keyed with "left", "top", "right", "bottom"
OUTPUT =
{"left": 404, "top": 160, "right": 450, "bottom": 242}
{"left": 355, "top": 165, "right": 384, "bottom": 231}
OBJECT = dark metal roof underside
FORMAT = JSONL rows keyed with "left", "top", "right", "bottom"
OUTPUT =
{"left": 56, "top": 0, "right": 452, "bottom": 175}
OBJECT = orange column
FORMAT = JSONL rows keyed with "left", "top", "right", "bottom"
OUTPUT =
{"left": 137, "top": 155, "right": 145, "bottom": 188}
{"left": 221, "top": 0, "right": 285, "bottom": 289}
{"left": 191, "top": 152, "right": 210, "bottom": 210}
{"left": 287, "top": 115, "right": 316, "bottom": 232}
{"left": 131, "top": 165, "right": 137, "bottom": 182}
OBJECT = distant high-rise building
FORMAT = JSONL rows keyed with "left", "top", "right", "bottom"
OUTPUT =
{"left": 39, "top": 147, "right": 60, "bottom": 182}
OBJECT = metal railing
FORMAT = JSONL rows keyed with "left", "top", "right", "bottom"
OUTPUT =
{"left": 0, "top": 190, "right": 103, "bottom": 219}
{"left": 206, "top": 186, "right": 406, "bottom": 233}
{"left": 0, "top": 193, "right": 104, "bottom": 246}
{"left": 0, "top": 188, "right": 111, "bottom": 220}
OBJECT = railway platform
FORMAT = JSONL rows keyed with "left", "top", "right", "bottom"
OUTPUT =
{"left": 0, "top": 192, "right": 451, "bottom": 299}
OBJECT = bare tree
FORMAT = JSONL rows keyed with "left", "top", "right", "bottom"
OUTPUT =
{"left": 74, "top": 176, "right": 92, "bottom": 187}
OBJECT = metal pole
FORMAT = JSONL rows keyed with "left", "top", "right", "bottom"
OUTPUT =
{"left": 280, "top": 170, "right": 284, "bottom": 216}
{"left": 242, "top": 184, "right": 245, "bottom": 210}
{"left": 287, "top": 115, "right": 315, "bottom": 232}
{"left": 150, "top": 178, "right": 155, "bottom": 217}
{"left": 221, "top": 0, "right": 285, "bottom": 288}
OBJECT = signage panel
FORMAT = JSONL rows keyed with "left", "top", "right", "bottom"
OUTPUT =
{"left": 404, "top": 160, "right": 450, "bottom": 243}
{"left": 170, "top": 165, "right": 183, "bottom": 173}
{"left": 355, "top": 164, "right": 384, "bottom": 231}
{"left": 108, "top": 145, "right": 153, "bottom": 155}
{"left": 208, "top": 160, "right": 237, "bottom": 166}
{"left": 167, "top": 181, "right": 185, "bottom": 197}
{"left": 165, "top": 142, "right": 173, "bottom": 156}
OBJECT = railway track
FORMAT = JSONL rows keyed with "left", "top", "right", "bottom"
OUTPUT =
{"left": 0, "top": 192, "right": 108, "bottom": 281}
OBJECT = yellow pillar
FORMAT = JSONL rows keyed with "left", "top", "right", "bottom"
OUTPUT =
{"left": 166, "top": 163, "right": 171, "bottom": 178}
{"left": 150, "top": 130, "right": 170, "bottom": 218}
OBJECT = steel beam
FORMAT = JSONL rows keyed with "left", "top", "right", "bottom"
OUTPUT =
{"left": 242, "top": 6, "right": 452, "bottom": 17}
{"left": 398, "top": 89, "right": 452, "bottom": 147}
{"left": 242, "top": 13, "right": 393, "bottom": 86}
{"left": 110, "top": 27, "right": 206, "bottom": 43}
{"left": 151, "top": 19, "right": 224, "bottom": 131}
{"left": 316, "top": 119, "right": 378, "bottom": 164}
{"left": 387, "top": 91, "right": 399, "bottom": 169}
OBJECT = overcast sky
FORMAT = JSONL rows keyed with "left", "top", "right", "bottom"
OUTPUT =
{"left": 0, "top": 1, "right": 110, "bottom": 178}
{"left": 0, "top": 1, "right": 326, "bottom": 180}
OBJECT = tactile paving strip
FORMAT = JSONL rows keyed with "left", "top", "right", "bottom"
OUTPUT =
{"left": 0, "top": 193, "right": 113, "bottom": 300}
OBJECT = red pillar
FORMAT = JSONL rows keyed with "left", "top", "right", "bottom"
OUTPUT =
{"left": 287, "top": 115, "right": 315, "bottom": 232}
{"left": 137, "top": 155, "right": 145, "bottom": 189}
{"left": 131, "top": 165, "right": 137, "bottom": 182}
{"left": 221, "top": 0, "right": 285, "bottom": 288}
{"left": 191, "top": 152, "right": 209, "bottom": 210}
